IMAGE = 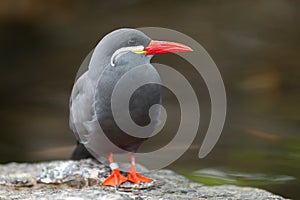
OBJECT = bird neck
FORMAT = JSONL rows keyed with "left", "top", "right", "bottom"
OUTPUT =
{"left": 88, "top": 53, "right": 110, "bottom": 80}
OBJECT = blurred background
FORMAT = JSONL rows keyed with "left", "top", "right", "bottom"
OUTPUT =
{"left": 0, "top": 0, "right": 299, "bottom": 199}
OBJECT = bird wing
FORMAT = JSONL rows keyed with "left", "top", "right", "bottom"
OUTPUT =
{"left": 69, "top": 68, "right": 112, "bottom": 161}
{"left": 69, "top": 71, "right": 95, "bottom": 142}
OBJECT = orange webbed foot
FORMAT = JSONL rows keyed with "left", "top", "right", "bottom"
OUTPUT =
{"left": 127, "top": 169, "right": 152, "bottom": 184}
{"left": 102, "top": 169, "right": 127, "bottom": 187}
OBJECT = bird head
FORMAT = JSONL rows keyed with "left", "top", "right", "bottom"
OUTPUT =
{"left": 97, "top": 28, "right": 192, "bottom": 67}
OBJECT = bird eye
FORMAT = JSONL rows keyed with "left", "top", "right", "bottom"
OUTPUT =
{"left": 128, "top": 39, "right": 136, "bottom": 46}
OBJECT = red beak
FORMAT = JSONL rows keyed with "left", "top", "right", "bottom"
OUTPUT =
{"left": 144, "top": 40, "right": 193, "bottom": 55}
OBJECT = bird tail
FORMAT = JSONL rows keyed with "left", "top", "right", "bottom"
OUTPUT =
{"left": 71, "top": 142, "right": 93, "bottom": 160}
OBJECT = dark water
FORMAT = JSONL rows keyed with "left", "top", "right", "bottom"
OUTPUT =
{"left": 0, "top": 0, "right": 299, "bottom": 199}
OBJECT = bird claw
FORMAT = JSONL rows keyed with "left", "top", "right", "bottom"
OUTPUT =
{"left": 127, "top": 170, "right": 152, "bottom": 184}
{"left": 102, "top": 169, "right": 127, "bottom": 187}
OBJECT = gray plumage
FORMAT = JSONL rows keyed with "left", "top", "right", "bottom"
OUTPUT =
{"left": 69, "top": 29, "right": 161, "bottom": 159}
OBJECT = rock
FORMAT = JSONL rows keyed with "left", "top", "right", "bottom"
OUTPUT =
{"left": 0, "top": 159, "right": 287, "bottom": 200}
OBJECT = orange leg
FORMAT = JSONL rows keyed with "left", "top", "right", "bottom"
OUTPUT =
{"left": 127, "top": 152, "right": 152, "bottom": 184}
{"left": 102, "top": 153, "right": 127, "bottom": 187}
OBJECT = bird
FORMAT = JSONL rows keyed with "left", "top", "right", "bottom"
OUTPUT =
{"left": 69, "top": 28, "right": 192, "bottom": 187}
